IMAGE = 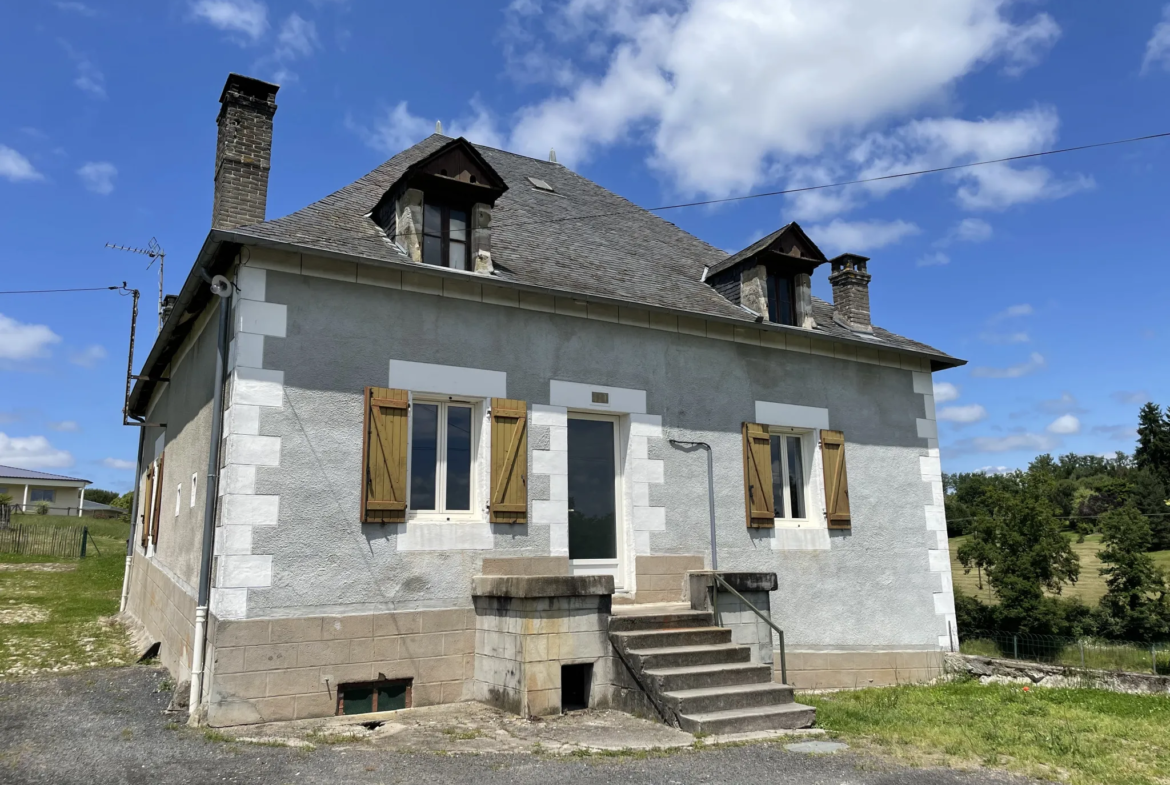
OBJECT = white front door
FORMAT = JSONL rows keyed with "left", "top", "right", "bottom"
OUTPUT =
{"left": 566, "top": 413, "right": 625, "bottom": 589}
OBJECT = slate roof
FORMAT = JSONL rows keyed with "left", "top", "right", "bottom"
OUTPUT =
{"left": 221, "top": 135, "right": 962, "bottom": 365}
{"left": 0, "top": 465, "right": 90, "bottom": 484}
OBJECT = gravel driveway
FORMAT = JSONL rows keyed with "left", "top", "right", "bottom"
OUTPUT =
{"left": 0, "top": 667, "right": 1036, "bottom": 785}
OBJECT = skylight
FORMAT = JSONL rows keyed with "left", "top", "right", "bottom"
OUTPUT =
{"left": 527, "top": 176, "right": 554, "bottom": 192}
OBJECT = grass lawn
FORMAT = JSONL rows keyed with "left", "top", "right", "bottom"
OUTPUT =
{"left": 0, "top": 547, "right": 134, "bottom": 680}
{"left": 4, "top": 513, "right": 130, "bottom": 560}
{"left": 949, "top": 533, "right": 1170, "bottom": 606}
{"left": 807, "top": 680, "right": 1170, "bottom": 785}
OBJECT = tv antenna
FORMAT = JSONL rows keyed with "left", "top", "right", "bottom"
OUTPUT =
{"left": 105, "top": 238, "right": 165, "bottom": 332}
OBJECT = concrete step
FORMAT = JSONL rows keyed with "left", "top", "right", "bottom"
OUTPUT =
{"left": 612, "top": 627, "right": 732, "bottom": 650}
{"left": 645, "top": 662, "right": 773, "bottom": 692}
{"left": 629, "top": 643, "right": 752, "bottom": 670}
{"left": 678, "top": 702, "right": 817, "bottom": 735}
{"left": 609, "top": 610, "right": 714, "bottom": 633}
{"left": 662, "top": 682, "right": 796, "bottom": 715}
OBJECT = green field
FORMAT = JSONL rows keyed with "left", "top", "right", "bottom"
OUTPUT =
{"left": 949, "top": 533, "right": 1170, "bottom": 605}
{"left": 0, "top": 516, "right": 133, "bottom": 679}
{"left": 807, "top": 681, "right": 1170, "bottom": 785}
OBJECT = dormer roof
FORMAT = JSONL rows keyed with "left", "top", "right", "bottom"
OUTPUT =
{"left": 707, "top": 222, "right": 828, "bottom": 278}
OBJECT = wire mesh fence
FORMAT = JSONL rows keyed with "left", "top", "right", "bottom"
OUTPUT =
{"left": 959, "top": 629, "right": 1170, "bottom": 676}
{"left": 0, "top": 521, "right": 90, "bottom": 558}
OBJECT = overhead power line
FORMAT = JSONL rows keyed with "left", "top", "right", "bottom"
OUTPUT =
{"left": 273, "top": 127, "right": 1170, "bottom": 245}
{"left": 0, "top": 285, "right": 128, "bottom": 295}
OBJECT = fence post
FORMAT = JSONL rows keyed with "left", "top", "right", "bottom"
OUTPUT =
{"left": 1013, "top": 635, "right": 1019, "bottom": 660}
{"left": 80, "top": 527, "right": 88, "bottom": 558}
{"left": 1153, "top": 645, "right": 1158, "bottom": 676}
{"left": 1080, "top": 640, "right": 1085, "bottom": 668}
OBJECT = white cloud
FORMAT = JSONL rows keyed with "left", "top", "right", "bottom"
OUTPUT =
{"left": 191, "top": 0, "right": 268, "bottom": 41}
{"left": 917, "top": 251, "right": 950, "bottom": 268}
{"left": 0, "top": 145, "right": 43, "bottom": 183}
{"left": 938, "top": 404, "right": 988, "bottom": 424}
{"left": 1092, "top": 424, "right": 1136, "bottom": 442}
{"left": 1047, "top": 414, "right": 1081, "bottom": 435}
{"left": 1111, "top": 390, "right": 1150, "bottom": 406}
{"left": 977, "top": 465, "right": 1012, "bottom": 475}
{"left": 952, "top": 217, "right": 993, "bottom": 243}
{"left": 506, "top": 0, "right": 1068, "bottom": 203}
{"left": 1143, "top": 5, "right": 1170, "bottom": 73}
{"left": 102, "top": 457, "right": 135, "bottom": 470}
{"left": 48, "top": 421, "right": 80, "bottom": 433}
{"left": 77, "top": 162, "right": 116, "bottom": 195}
{"left": 978, "top": 331, "right": 1029, "bottom": 344}
{"left": 808, "top": 219, "right": 919, "bottom": 254}
{"left": 0, "top": 314, "right": 61, "bottom": 361}
{"left": 933, "top": 381, "right": 960, "bottom": 403}
{"left": 1038, "top": 392, "right": 1085, "bottom": 414}
{"left": 60, "top": 41, "right": 106, "bottom": 99}
{"left": 263, "top": 12, "right": 319, "bottom": 82}
{"left": 68, "top": 344, "right": 107, "bottom": 367}
{"left": 352, "top": 99, "right": 505, "bottom": 156}
{"left": 989, "top": 303, "right": 1033, "bottom": 322}
{"left": 951, "top": 432, "right": 1058, "bottom": 454}
{"left": 970, "top": 351, "right": 1046, "bottom": 379}
{"left": 55, "top": 1, "right": 98, "bottom": 15}
{"left": 0, "top": 433, "right": 73, "bottom": 469}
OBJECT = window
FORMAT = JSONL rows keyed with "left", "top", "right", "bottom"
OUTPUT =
{"left": 30, "top": 489, "right": 55, "bottom": 503}
{"left": 766, "top": 272, "right": 796, "bottom": 326}
{"left": 190, "top": 473, "right": 198, "bottom": 508}
{"left": 410, "top": 400, "right": 475, "bottom": 515}
{"left": 768, "top": 430, "right": 809, "bottom": 521}
{"left": 175, "top": 484, "right": 182, "bottom": 516}
{"left": 336, "top": 680, "right": 411, "bottom": 715}
{"left": 422, "top": 200, "right": 469, "bottom": 271}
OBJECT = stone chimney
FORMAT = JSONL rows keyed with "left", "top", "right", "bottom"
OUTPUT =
{"left": 829, "top": 254, "right": 873, "bottom": 333}
{"left": 213, "top": 74, "right": 279, "bottom": 230}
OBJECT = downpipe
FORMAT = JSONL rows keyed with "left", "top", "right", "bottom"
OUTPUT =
{"left": 189, "top": 283, "right": 231, "bottom": 718}
{"left": 668, "top": 439, "right": 717, "bottom": 570}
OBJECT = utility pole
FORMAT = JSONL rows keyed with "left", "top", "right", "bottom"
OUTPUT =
{"left": 105, "top": 238, "right": 165, "bottom": 332}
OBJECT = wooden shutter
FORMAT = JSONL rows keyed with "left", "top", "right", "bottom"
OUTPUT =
{"left": 490, "top": 398, "right": 527, "bottom": 524}
{"left": 361, "top": 387, "right": 409, "bottom": 523}
{"left": 820, "top": 429, "right": 851, "bottom": 529}
{"left": 742, "top": 422, "right": 774, "bottom": 528}
{"left": 150, "top": 452, "right": 165, "bottom": 546}
{"left": 140, "top": 463, "right": 155, "bottom": 548}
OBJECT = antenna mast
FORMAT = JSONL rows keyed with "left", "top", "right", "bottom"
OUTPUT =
{"left": 105, "top": 238, "right": 166, "bottom": 332}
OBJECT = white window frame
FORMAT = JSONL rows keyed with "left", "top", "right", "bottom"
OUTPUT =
{"left": 767, "top": 425, "right": 817, "bottom": 529}
{"left": 175, "top": 483, "right": 182, "bottom": 517}
{"left": 190, "top": 473, "right": 198, "bottom": 508}
{"left": 566, "top": 411, "right": 626, "bottom": 585}
{"left": 406, "top": 395, "right": 482, "bottom": 522}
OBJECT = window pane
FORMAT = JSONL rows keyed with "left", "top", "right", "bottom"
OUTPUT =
{"left": 447, "top": 241, "right": 468, "bottom": 270}
{"left": 449, "top": 209, "right": 467, "bottom": 242}
{"left": 445, "top": 406, "right": 472, "bottom": 511}
{"left": 786, "top": 436, "right": 805, "bottom": 519}
{"left": 768, "top": 273, "right": 795, "bottom": 326}
{"left": 31, "top": 489, "right": 55, "bottom": 503}
{"left": 423, "top": 203, "right": 442, "bottom": 237}
{"left": 411, "top": 403, "right": 438, "bottom": 510}
{"left": 376, "top": 683, "right": 408, "bottom": 712}
{"left": 339, "top": 685, "right": 374, "bottom": 715}
{"left": 423, "top": 234, "right": 443, "bottom": 267}
{"left": 769, "top": 435, "right": 785, "bottom": 518}
{"left": 567, "top": 419, "right": 617, "bottom": 559}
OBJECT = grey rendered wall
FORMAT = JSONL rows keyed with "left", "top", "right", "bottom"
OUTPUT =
{"left": 244, "top": 266, "right": 945, "bottom": 651}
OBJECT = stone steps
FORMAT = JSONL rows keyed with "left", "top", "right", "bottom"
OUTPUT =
{"left": 608, "top": 608, "right": 814, "bottom": 736}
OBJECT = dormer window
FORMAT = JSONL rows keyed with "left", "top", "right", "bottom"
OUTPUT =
{"left": 766, "top": 271, "right": 796, "bottom": 326}
{"left": 423, "top": 200, "right": 469, "bottom": 271}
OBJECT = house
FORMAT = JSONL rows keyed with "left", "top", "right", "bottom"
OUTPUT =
{"left": 0, "top": 465, "right": 90, "bottom": 516}
{"left": 120, "top": 74, "right": 963, "bottom": 731}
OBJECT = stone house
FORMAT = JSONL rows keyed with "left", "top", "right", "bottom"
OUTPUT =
{"left": 120, "top": 73, "right": 963, "bottom": 732}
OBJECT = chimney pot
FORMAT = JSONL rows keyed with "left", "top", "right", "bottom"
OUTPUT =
{"left": 828, "top": 253, "right": 873, "bottom": 333}
{"left": 213, "top": 73, "right": 279, "bottom": 231}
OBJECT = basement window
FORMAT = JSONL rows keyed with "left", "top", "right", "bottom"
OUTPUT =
{"left": 561, "top": 663, "right": 592, "bottom": 712}
{"left": 336, "top": 680, "right": 411, "bottom": 716}
{"left": 422, "top": 199, "right": 469, "bottom": 271}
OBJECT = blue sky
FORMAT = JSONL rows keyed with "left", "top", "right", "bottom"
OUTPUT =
{"left": 1, "top": 0, "right": 1168, "bottom": 491}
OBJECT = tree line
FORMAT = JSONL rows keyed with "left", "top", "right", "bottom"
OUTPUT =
{"left": 949, "top": 402, "right": 1170, "bottom": 642}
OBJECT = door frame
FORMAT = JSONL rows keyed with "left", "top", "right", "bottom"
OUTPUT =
{"left": 566, "top": 411, "right": 627, "bottom": 590}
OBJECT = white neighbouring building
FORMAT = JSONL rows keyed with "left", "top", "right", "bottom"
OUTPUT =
{"left": 0, "top": 465, "right": 90, "bottom": 517}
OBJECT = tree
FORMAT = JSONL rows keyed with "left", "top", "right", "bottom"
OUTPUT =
{"left": 1135, "top": 402, "right": 1170, "bottom": 484}
{"left": 85, "top": 488, "right": 120, "bottom": 506}
{"left": 1094, "top": 505, "right": 1170, "bottom": 641}
{"left": 110, "top": 491, "right": 134, "bottom": 511}
{"left": 957, "top": 473, "right": 1081, "bottom": 634}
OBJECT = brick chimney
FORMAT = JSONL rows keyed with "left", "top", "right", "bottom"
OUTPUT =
{"left": 828, "top": 253, "right": 873, "bottom": 333}
{"left": 213, "top": 74, "right": 279, "bottom": 230}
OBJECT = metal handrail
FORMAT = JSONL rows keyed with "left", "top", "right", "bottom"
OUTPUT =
{"left": 711, "top": 572, "right": 788, "bottom": 686}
